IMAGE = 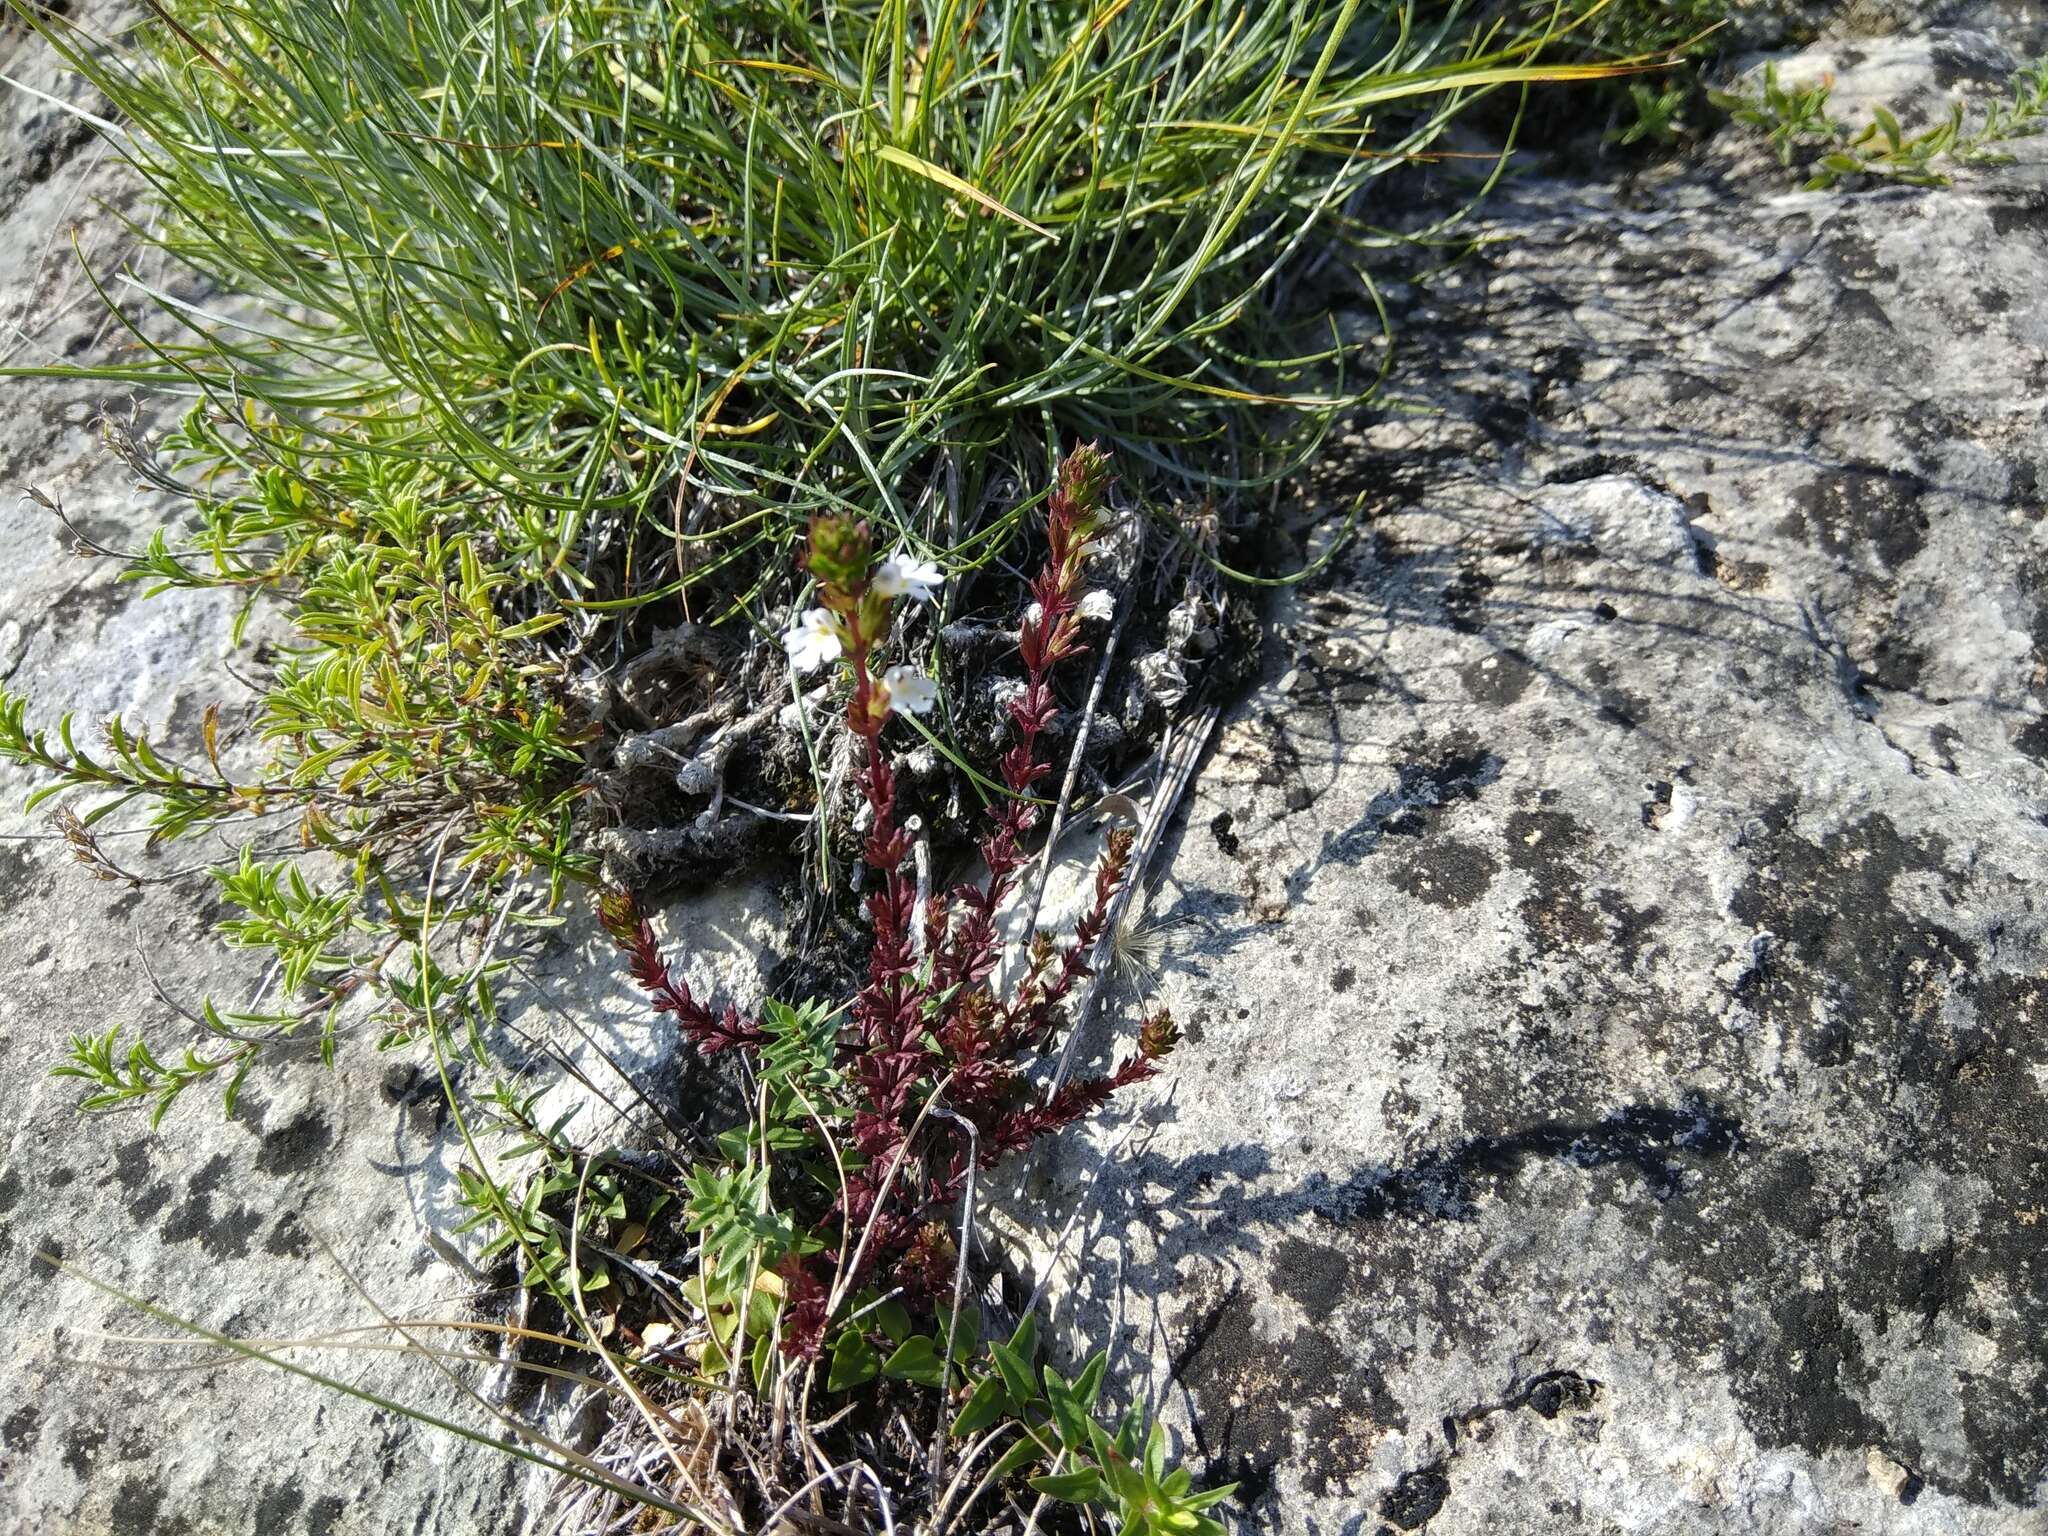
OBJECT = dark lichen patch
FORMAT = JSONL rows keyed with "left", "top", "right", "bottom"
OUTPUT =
{"left": 112, "top": 1140, "right": 154, "bottom": 1191}
{"left": 1544, "top": 452, "right": 1643, "bottom": 489}
{"left": 1173, "top": 1280, "right": 1397, "bottom": 1502}
{"left": 160, "top": 1153, "right": 266, "bottom": 1261}
{"left": 1331, "top": 965, "right": 1356, "bottom": 994}
{"left": 1958, "top": 1374, "right": 2047, "bottom": 1510}
{"left": 109, "top": 1475, "right": 188, "bottom": 1534}
{"left": 256, "top": 1109, "right": 336, "bottom": 1176}
{"left": 127, "top": 1180, "right": 173, "bottom": 1225}
{"left": 1653, "top": 1164, "right": 1998, "bottom": 1496}
{"left": 1685, "top": 814, "right": 2048, "bottom": 1503}
{"left": 1788, "top": 469, "right": 1931, "bottom": 572}
{"left": 1969, "top": 974, "right": 2048, "bottom": 1180}
{"left": 1503, "top": 807, "right": 1590, "bottom": 871}
{"left": 266, "top": 1211, "right": 312, "bottom": 1259}
{"left": 2014, "top": 713, "right": 2048, "bottom": 764}
{"left": 1927, "top": 722, "right": 1961, "bottom": 775}
{"left": 1270, "top": 1236, "right": 1355, "bottom": 1308}
{"left": 1503, "top": 809, "right": 1607, "bottom": 951}
{"left": 1728, "top": 810, "right": 1976, "bottom": 1070}
{"left": 61, "top": 1421, "right": 105, "bottom": 1478}
{"left": 1742, "top": 1288, "right": 1885, "bottom": 1452}
{"left": 1459, "top": 648, "right": 1534, "bottom": 706}
{"left": 1389, "top": 841, "right": 1499, "bottom": 911}
{"left": 256, "top": 1478, "right": 305, "bottom": 1528}
{"left": 0, "top": 839, "right": 59, "bottom": 906}
{"left": 1933, "top": 976, "right": 2048, "bottom": 1500}
{"left": 1378, "top": 1465, "right": 1450, "bottom": 1530}
{"left": 1989, "top": 197, "right": 2045, "bottom": 237}
{"left": 2, "top": 1404, "right": 41, "bottom": 1454}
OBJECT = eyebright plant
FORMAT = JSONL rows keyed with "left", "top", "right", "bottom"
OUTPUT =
{"left": 532, "top": 448, "right": 1213, "bottom": 1527}
{"left": 598, "top": 446, "right": 1177, "bottom": 1361}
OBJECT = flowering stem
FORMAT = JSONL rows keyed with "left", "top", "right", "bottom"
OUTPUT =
{"left": 597, "top": 890, "right": 769, "bottom": 1056}
{"left": 605, "top": 445, "right": 1176, "bottom": 1334}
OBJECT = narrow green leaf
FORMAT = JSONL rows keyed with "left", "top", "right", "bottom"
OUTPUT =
{"left": 828, "top": 1329, "right": 881, "bottom": 1392}
{"left": 872, "top": 144, "right": 1057, "bottom": 241}
{"left": 876, "top": 1299, "right": 913, "bottom": 1344}
{"left": 1028, "top": 1468, "right": 1103, "bottom": 1504}
{"left": 882, "top": 1335, "right": 948, "bottom": 1388}
{"left": 992, "top": 1340, "right": 1036, "bottom": 1403}
{"left": 951, "top": 1373, "right": 1009, "bottom": 1437}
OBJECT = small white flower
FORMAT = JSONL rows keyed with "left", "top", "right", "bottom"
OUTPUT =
{"left": 873, "top": 545, "right": 944, "bottom": 604}
{"left": 1022, "top": 601, "right": 1045, "bottom": 628}
{"left": 783, "top": 607, "right": 843, "bottom": 673}
{"left": 881, "top": 664, "right": 939, "bottom": 717}
{"left": 1077, "top": 588, "right": 1114, "bottom": 621}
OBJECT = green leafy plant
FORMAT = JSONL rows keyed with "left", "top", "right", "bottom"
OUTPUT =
{"left": 3, "top": 434, "right": 586, "bottom": 1116}
{"left": 1608, "top": 78, "right": 1694, "bottom": 146}
{"left": 1714, "top": 56, "right": 2048, "bottom": 189}
{"left": 450, "top": 1082, "right": 679, "bottom": 1298}
{"left": 1711, "top": 60, "right": 1838, "bottom": 167}
{"left": 975, "top": 1324, "right": 1236, "bottom": 1536}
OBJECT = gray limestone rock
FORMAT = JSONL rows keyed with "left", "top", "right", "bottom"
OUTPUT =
{"left": 4, "top": 6, "right": 2048, "bottom": 1536}
{"left": 1002, "top": 24, "right": 2048, "bottom": 1536}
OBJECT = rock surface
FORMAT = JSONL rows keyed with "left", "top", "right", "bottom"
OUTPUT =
{"left": 1011, "top": 15, "right": 2048, "bottom": 1536}
{"left": 4, "top": 3, "right": 2048, "bottom": 1535}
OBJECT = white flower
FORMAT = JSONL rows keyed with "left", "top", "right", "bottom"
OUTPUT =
{"left": 1077, "top": 588, "right": 1114, "bottom": 621}
{"left": 873, "top": 545, "right": 944, "bottom": 604}
{"left": 783, "top": 607, "right": 843, "bottom": 673}
{"left": 880, "top": 664, "right": 939, "bottom": 717}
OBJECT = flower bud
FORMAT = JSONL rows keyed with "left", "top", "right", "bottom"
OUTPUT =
{"left": 1138, "top": 1009, "right": 1181, "bottom": 1061}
